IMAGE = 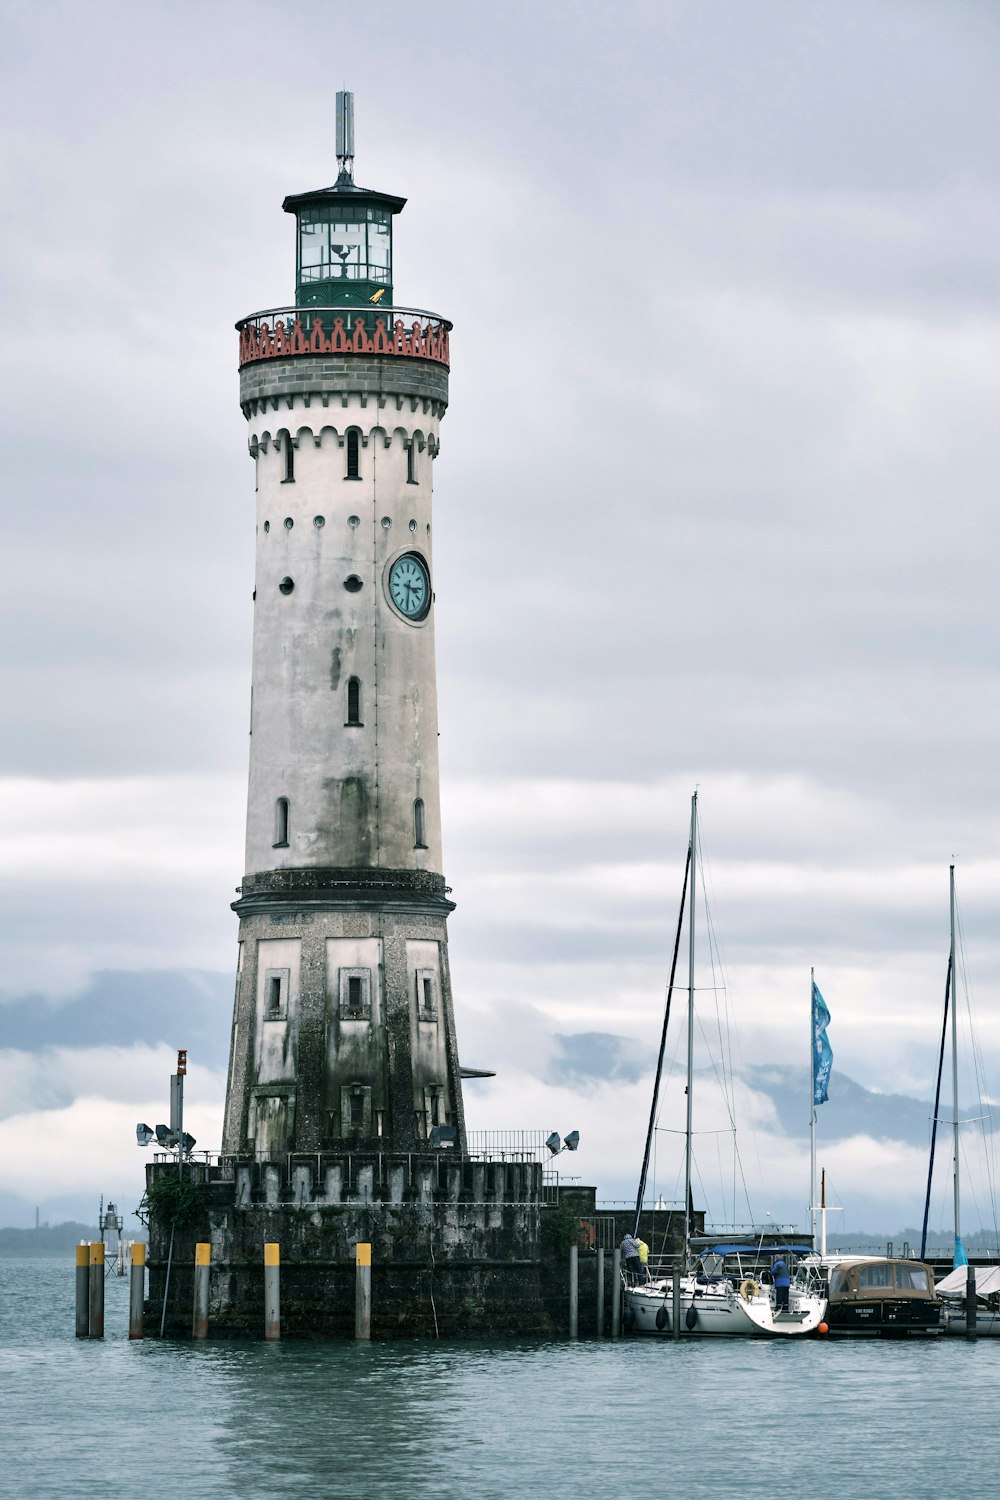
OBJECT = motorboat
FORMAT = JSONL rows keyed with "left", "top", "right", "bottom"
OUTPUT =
{"left": 799, "top": 1253, "right": 941, "bottom": 1336}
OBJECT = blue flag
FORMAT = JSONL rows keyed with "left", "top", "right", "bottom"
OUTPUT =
{"left": 812, "top": 980, "right": 833, "bottom": 1107}
{"left": 955, "top": 1237, "right": 969, "bottom": 1269}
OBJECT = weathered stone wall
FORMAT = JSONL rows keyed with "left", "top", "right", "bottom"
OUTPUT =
{"left": 146, "top": 1155, "right": 547, "bottom": 1339}
{"left": 239, "top": 354, "right": 449, "bottom": 413}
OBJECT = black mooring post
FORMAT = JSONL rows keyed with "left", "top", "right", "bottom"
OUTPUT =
{"left": 966, "top": 1263, "right": 978, "bottom": 1339}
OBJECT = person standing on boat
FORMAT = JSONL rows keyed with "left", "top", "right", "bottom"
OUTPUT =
{"left": 771, "top": 1257, "right": 791, "bottom": 1312}
{"left": 621, "top": 1232, "right": 642, "bottom": 1282}
{"left": 636, "top": 1235, "right": 651, "bottom": 1283}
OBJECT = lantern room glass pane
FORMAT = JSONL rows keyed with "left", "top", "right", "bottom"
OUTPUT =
{"left": 297, "top": 204, "right": 392, "bottom": 286}
{"left": 369, "top": 217, "right": 390, "bottom": 273}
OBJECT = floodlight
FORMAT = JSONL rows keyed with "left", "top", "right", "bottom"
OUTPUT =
{"left": 136, "top": 1123, "right": 154, "bottom": 1147}
{"left": 545, "top": 1132, "right": 562, "bottom": 1155}
{"left": 180, "top": 1132, "right": 197, "bottom": 1152}
{"left": 563, "top": 1131, "right": 580, "bottom": 1152}
{"left": 155, "top": 1124, "right": 178, "bottom": 1148}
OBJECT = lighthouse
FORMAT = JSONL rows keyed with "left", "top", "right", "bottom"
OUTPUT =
{"left": 221, "top": 95, "right": 465, "bottom": 1159}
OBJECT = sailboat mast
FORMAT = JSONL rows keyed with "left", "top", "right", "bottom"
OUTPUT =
{"left": 950, "top": 862, "right": 961, "bottom": 1257}
{"left": 810, "top": 965, "right": 817, "bottom": 1245}
{"left": 683, "top": 791, "right": 697, "bottom": 1267}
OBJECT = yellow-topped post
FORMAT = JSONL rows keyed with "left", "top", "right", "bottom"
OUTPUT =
{"left": 355, "top": 1241, "right": 372, "bottom": 1341}
{"left": 193, "top": 1242, "right": 211, "bottom": 1340}
{"left": 88, "top": 1241, "right": 105, "bottom": 1339}
{"left": 264, "top": 1242, "right": 280, "bottom": 1341}
{"left": 75, "top": 1242, "right": 90, "bottom": 1338}
{"left": 129, "top": 1241, "right": 146, "bottom": 1340}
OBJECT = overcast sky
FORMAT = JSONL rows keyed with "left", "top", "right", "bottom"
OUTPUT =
{"left": 2, "top": 0, "right": 1000, "bottom": 1234}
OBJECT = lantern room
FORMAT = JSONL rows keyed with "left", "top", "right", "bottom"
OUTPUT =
{"left": 282, "top": 92, "right": 406, "bottom": 309}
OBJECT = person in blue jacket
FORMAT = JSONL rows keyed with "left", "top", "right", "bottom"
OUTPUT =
{"left": 771, "top": 1257, "right": 791, "bottom": 1311}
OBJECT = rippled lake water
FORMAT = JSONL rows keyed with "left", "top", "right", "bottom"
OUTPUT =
{"left": 2, "top": 1258, "right": 998, "bottom": 1498}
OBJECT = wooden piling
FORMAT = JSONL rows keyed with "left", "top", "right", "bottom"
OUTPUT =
{"left": 88, "top": 1241, "right": 105, "bottom": 1339}
{"left": 568, "top": 1244, "right": 579, "bottom": 1339}
{"left": 355, "top": 1242, "right": 372, "bottom": 1341}
{"left": 967, "top": 1263, "right": 978, "bottom": 1339}
{"left": 193, "top": 1242, "right": 211, "bottom": 1340}
{"left": 610, "top": 1248, "right": 621, "bottom": 1337}
{"left": 264, "top": 1243, "right": 280, "bottom": 1341}
{"left": 75, "top": 1242, "right": 90, "bottom": 1338}
{"left": 128, "top": 1241, "right": 145, "bottom": 1340}
{"left": 596, "top": 1246, "right": 605, "bottom": 1337}
{"left": 672, "top": 1268, "right": 681, "bottom": 1340}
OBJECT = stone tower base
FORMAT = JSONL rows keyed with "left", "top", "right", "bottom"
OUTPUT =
{"left": 145, "top": 1153, "right": 546, "bottom": 1339}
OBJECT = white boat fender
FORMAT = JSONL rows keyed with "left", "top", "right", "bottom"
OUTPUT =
{"left": 686, "top": 1305, "right": 699, "bottom": 1330}
{"left": 655, "top": 1304, "right": 670, "bottom": 1331}
{"left": 740, "top": 1279, "right": 759, "bottom": 1302}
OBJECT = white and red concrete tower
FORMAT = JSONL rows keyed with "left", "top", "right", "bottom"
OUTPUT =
{"left": 222, "top": 96, "right": 465, "bottom": 1157}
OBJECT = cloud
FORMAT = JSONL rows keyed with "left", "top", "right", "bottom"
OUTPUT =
{"left": 3, "top": 0, "right": 1000, "bottom": 1232}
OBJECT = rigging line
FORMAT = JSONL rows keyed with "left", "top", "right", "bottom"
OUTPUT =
{"left": 956, "top": 892, "right": 1000, "bottom": 1246}
{"left": 920, "top": 954, "right": 951, "bottom": 1261}
{"left": 632, "top": 839, "right": 691, "bottom": 1232}
{"left": 697, "top": 811, "right": 762, "bottom": 1211}
{"left": 697, "top": 818, "right": 739, "bottom": 1122}
{"left": 689, "top": 1011, "right": 757, "bottom": 1225}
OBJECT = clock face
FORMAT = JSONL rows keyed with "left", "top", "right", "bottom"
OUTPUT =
{"left": 387, "top": 553, "right": 430, "bottom": 620}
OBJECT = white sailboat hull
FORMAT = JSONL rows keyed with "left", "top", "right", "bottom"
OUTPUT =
{"left": 941, "top": 1306, "right": 1000, "bottom": 1337}
{"left": 625, "top": 1278, "right": 827, "bottom": 1338}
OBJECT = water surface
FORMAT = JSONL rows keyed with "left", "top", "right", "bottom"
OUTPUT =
{"left": 1, "top": 1259, "right": 995, "bottom": 1498}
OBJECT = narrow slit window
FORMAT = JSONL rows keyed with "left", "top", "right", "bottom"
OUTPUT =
{"left": 346, "top": 676, "right": 362, "bottom": 725}
{"left": 262, "top": 967, "right": 289, "bottom": 1019}
{"left": 422, "top": 977, "right": 434, "bottom": 1011}
{"left": 282, "top": 436, "right": 294, "bottom": 483}
{"left": 413, "top": 797, "right": 426, "bottom": 849}
{"left": 346, "top": 429, "right": 360, "bottom": 480}
{"left": 406, "top": 443, "right": 417, "bottom": 484}
{"left": 349, "top": 1091, "right": 364, "bottom": 1129}
{"left": 348, "top": 975, "right": 362, "bottom": 1009}
{"left": 273, "top": 796, "right": 289, "bottom": 848}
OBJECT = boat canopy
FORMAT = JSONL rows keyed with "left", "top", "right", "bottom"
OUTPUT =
{"left": 937, "top": 1265, "right": 1000, "bottom": 1297}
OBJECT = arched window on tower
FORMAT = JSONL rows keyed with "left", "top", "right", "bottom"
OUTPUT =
{"left": 273, "top": 797, "right": 289, "bottom": 848}
{"left": 406, "top": 442, "right": 417, "bottom": 484}
{"left": 346, "top": 429, "right": 360, "bottom": 480}
{"left": 281, "top": 434, "right": 294, "bottom": 483}
{"left": 413, "top": 797, "right": 427, "bottom": 849}
{"left": 346, "top": 676, "right": 363, "bottom": 726}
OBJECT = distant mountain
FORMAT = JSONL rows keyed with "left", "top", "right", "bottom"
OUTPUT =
{"left": 548, "top": 1031, "right": 647, "bottom": 1088}
{"left": 545, "top": 1032, "right": 993, "bottom": 1150}
{"left": 0, "top": 969, "right": 232, "bottom": 1069}
{"left": 745, "top": 1064, "right": 991, "bottom": 1149}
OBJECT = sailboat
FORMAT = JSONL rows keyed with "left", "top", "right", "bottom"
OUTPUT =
{"left": 928, "top": 865, "right": 998, "bottom": 1335}
{"left": 623, "top": 792, "right": 828, "bottom": 1337}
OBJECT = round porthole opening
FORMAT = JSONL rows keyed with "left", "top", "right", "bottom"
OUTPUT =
{"left": 348, "top": 515, "right": 361, "bottom": 528}
{"left": 344, "top": 575, "right": 364, "bottom": 593}
{"left": 279, "top": 576, "right": 294, "bottom": 595}
{"left": 263, "top": 520, "right": 270, "bottom": 533}
{"left": 284, "top": 517, "right": 293, "bottom": 530}
{"left": 313, "top": 515, "right": 325, "bottom": 528}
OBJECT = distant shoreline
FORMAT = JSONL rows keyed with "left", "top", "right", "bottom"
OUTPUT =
{"left": 0, "top": 1224, "right": 147, "bottom": 1257}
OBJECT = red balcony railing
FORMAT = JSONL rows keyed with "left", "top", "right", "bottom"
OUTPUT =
{"left": 237, "top": 305, "right": 451, "bottom": 369}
